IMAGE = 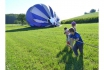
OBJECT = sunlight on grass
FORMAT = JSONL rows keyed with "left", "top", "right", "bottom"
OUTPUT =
{"left": 6, "top": 23, "right": 98, "bottom": 70}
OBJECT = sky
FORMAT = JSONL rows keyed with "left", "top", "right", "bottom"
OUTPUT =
{"left": 6, "top": 0, "right": 98, "bottom": 20}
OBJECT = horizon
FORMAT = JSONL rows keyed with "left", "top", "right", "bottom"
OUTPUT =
{"left": 6, "top": 0, "right": 98, "bottom": 20}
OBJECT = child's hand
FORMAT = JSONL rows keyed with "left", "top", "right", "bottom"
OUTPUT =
{"left": 69, "top": 45, "right": 72, "bottom": 49}
{"left": 74, "top": 38, "right": 79, "bottom": 41}
{"left": 67, "top": 41, "right": 70, "bottom": 45}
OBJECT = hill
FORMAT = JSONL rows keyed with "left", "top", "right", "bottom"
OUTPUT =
{"left": 61, "top": 12, "right": 99, "bottom": 24}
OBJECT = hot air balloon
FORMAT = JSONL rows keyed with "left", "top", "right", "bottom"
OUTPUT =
{"left": 26, "top": 4, "right": 60, "bottom": 27}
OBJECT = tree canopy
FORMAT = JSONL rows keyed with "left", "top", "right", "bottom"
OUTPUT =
{"left": 17, "top": 14, "right": 25, "bottom": 25}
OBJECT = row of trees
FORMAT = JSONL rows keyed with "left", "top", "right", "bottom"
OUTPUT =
{"left": 5, "top": 14, "right": 28, "bottom": 25}
{"left": 6, "top": 9, "right": 98, "bottom": 25}
{"left": 6, "top": 14, "right": 17, "bottom": 23}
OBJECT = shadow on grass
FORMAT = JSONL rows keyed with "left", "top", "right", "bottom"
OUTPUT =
{"left": 6, "top": 26, "right": 55, "bottom": 32}
{"left": 56, "top": 46, "right": 83, "bottom": 70}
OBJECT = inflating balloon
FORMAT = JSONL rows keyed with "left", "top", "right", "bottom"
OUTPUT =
{"left": 26, "top": 4, "right": 60, "bottom": 27}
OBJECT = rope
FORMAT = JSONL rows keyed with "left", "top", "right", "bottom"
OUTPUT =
{"left": 77, "top": 41, "right": 98, "bottom": 48}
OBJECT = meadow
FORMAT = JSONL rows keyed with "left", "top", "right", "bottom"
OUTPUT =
{"left": 6, "top": 23, "right": 98, "bottom": 70}
{"left": 61, "top": 12, "right": 98, "bottom": 24}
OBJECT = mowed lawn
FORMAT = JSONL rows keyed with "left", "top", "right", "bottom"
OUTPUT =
{"left": 6, "top": 23, "right": 98, "bottom": 70}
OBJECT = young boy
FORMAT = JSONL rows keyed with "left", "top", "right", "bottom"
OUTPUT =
{"left": 64, "top": 27, "right": 70, "bottom": 46}
{"left": 71, "top": 21, "right": 76, "bottom": 31}
{"left": 69, "top": 28, "right": 83, "bottom": 57}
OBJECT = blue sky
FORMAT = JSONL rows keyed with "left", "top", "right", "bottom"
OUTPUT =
{"left": 6, "top": 0, "right": 98, "bottom": 20}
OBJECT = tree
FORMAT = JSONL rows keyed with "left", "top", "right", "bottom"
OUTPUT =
{"left": 90, "top": 9, "right": 96, "bottom": 13}
{"left": 5, "top": 14, "right": 17, "bottom": 24}
{"left": 84, "top": 12, "right": 88, "bottom": 14}
{"left": 14, "top": 20, "right": 21, "bottom": 24}
{"left": 23, "top": 20, "right": 28, "bottom": 25}
{"left": 17, "top": 14, "right": 25, "bottom": 25}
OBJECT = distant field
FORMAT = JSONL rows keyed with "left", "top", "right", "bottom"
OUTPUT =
{"left": 61, "top": 12, "right": 98, "bottom": 24}
{"left": 6, "top": 23, "right": 98, "bottom": 70}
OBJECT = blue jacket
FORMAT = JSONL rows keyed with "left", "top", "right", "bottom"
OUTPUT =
{"left": 70, "top": 32, "right": 83, "bottom": 45}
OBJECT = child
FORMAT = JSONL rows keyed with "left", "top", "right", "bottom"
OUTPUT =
{"left": 64, "top": 27, "right": 70, "bottom": 46}
{"left": 71, "top": 21, "right": 76, "bottom": 31}
{"left": 69, "top": 28, "right": 83, "bottom": 57}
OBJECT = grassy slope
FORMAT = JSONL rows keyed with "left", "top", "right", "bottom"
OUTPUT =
{"left": 68, "top": 12, "right": 98, "bottom": 19}
{"left": 6, "top": 23, "right": 98, "bottom": 70}
{"left": 61, "top": 12, "right": 99, "bottom": 24}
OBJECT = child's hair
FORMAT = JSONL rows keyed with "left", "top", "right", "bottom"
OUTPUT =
{"left": 64, "top": 27, "right": 67, "bottom": 30}
{"left": 71, "top": 21, "right": 76, "bottom": 26}
{"left": 69, "top": 28, "right": 75, "bottom": 32}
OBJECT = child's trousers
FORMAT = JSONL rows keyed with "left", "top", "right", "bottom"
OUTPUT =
{"left": 73, "top": 43, "right": 83, "bottom": 56}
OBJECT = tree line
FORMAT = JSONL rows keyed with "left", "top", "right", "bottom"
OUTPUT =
{"left": 6, "top": 9, "right": 98, "bottom": 25}
{"left": 5, "top": 13, "right": 28, "bottom": 25}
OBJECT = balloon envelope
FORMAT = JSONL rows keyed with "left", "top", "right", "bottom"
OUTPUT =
{"left": 26, "top": 4, "right": 60, "bottom": 27}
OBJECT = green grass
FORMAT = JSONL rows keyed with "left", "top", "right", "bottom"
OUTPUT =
{"left": 6, "top": 23, "right": 98, "bottom": 70}
{"left": 61, "top": 12, "right": 98, "bottom": 24}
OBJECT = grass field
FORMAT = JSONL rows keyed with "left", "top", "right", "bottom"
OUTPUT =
{"left": 61, "top": 12, "right": 98, "bottom": 24}
{"left": 6, "top": 23, "right": 98, "bottom": 70}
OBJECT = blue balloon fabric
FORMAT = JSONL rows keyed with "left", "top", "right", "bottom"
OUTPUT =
{"left": 26, "top": 4, "right": 60, "bottom": 27}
